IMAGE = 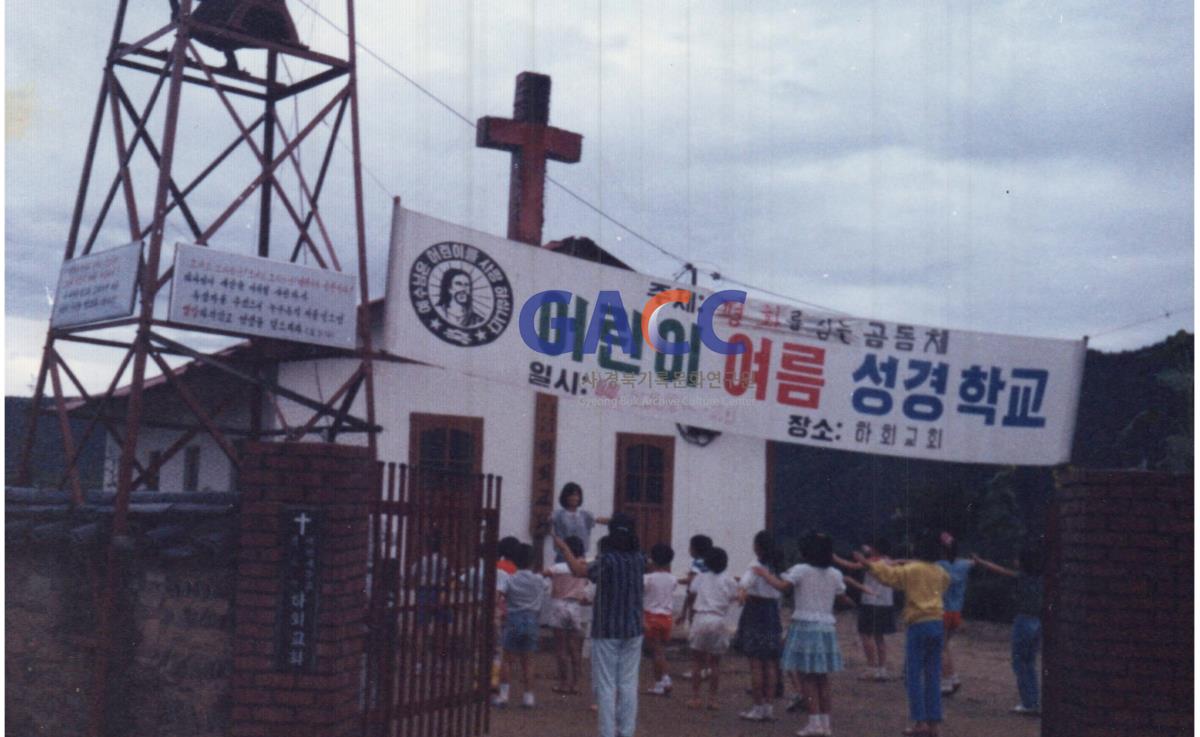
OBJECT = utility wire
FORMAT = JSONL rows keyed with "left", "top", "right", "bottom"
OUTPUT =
{"left": 292, "top": 0, "right": 849, "bottom": 314}
{"left": 1087, "top": 306, "right": 1191, "bottom": 340}
{"left": 294, "top": 1, "right": 1190, "bottom": 337}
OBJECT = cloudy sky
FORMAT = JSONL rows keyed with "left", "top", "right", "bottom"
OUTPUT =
{"left": 5, "top": 0, "right": 1193, "bottom": 395}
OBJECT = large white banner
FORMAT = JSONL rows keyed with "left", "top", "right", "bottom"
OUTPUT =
{"left": 385, "top": 205, "right": 1086, "bottom": 465}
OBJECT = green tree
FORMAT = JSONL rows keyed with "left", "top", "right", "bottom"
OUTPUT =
{"left": 1156, "top": 330, "right": 1193, "bottom": 472}
{"left": 975, "top": 467, "right": 1025, "bottom": 563}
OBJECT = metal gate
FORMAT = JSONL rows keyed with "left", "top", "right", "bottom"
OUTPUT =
{"left": 363, "top": 464, "right": 502, "bottom": 737}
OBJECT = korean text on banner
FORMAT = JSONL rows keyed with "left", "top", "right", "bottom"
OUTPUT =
{"left": 384, "top": 205, "right": 1086, "bottom": 466}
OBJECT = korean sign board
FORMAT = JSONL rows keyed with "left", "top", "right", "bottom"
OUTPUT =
{"left": 168, "top": 243, "right": 358, "bottom": 349}
{"left": 49, "top": 241, "right": 142, "bottom": 328}
{"left": 385, "top": 205, "right": 1086, "bottom": 466}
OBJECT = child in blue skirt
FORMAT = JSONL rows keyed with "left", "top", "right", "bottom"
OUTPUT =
{"left": 756, "top": 532, "right": 863, "bottom": 737}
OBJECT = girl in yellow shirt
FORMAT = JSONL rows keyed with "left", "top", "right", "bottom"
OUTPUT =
{"left": 855, "top": 531, "right": 950, "bottom": 737}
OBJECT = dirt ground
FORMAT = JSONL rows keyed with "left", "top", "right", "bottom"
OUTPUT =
{"left": 491, "top": 613, "right": 1041, "bottom": 737}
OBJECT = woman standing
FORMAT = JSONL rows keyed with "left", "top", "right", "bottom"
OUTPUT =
{"left": 551, "top": 482, "right": 610, "bottom": 559}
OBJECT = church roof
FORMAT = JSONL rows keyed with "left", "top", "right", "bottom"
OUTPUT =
{"left": 544, "top": 236, "right": 632, "bottom": 271}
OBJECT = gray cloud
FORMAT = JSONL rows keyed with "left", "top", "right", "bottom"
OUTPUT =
{"left": 5, "top": 0, "right": 1193, "bottom": 393}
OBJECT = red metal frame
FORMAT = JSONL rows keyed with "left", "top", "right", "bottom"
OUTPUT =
{"left": 15, "top": 3, "right": 377, "bottom": 734}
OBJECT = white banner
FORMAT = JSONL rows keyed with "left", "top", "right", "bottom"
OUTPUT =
{"left": 385, "top": 205, "right": 1086, "bottom": 465}
{"left": 50, "top": 241, "right": 141, "bottom": 328}
{"left": 169, "top": 243, "right": 358, "bottom": 349}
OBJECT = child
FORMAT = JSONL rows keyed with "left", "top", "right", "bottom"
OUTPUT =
{"left": 685, "top": 546, "right": 739, "bottom": 710}
{"left": 643, "top": 543, "right": 678, "bottom": 696}
{"left": 733, "top": 530, "right": 784, "bottom": 722}
{"left": 856, "top": 531, "right": 951, "bottom": 737}
{"left": 834, "top": 537, "right": 898, "bottom": 681}
{"left": 972, "top": 547, "right": 1044, "bottom": 716}
{"left": 677, "top": 534, "right": 714, "bottom": 626}
{"left": 545, "top": 535, "right": 589, "bottom": 695}
{"left": 497, "top": 536, "right": 521, "bottom": 577}
{"left": 937, "top": 532, "right": 974, "bottom": 695}
{"left": 757, "top": 532, "right": 859, "bottom": 737}
{"left": 550, "top": 482, "right": 610, "bottom": 559}
{"left": 495, "top": 543, "right": 547, "bottom": 708}
{"left": 493, "top": 536, "right": 521, "bottom": 690}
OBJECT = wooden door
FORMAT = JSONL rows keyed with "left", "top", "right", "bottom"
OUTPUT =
{"left": 409, "top": 413, "right": 483, "bottom": 474}
{"left": 613, "top": 433, "right": 674, "bottom": 552}
{"left": 409, "top": 413, "right": 483, "bottom": 502}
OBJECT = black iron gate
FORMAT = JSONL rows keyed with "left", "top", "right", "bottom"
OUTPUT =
{"left": 363, "top": 464, "right": 502, "bottom": 737}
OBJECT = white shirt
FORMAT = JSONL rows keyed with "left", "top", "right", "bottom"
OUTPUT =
{"left": 738, "top": 566, "right": 782, "bottom": 600}
{"left": 781, "top": 564, "right": 845, "bottom": 623}
{"left": 499, "top": 569, "right": 548, "bottom": 613}
{"left": 861, "top": 567, "right": 895, "bottom": 607}
{"left": 689, "top": 571, "right": 739, "bottom": 617}
{"left": 643, "top": 571, "right": 678, "bottom": 615}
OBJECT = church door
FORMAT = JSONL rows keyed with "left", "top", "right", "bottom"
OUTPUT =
{"left": 613, "top": 433, "right": 674, "bottom": 552}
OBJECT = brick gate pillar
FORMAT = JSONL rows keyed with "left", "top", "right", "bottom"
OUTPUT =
{"left": 230, "top": 442, "right": 375, "bottom": 737}
{"left": 1044, "top": 469, "right": 1193, "bottom": 736}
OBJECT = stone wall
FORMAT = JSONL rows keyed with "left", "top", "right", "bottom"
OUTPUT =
{"left": 5, "top": 489, "right": 237, "bottom": 736}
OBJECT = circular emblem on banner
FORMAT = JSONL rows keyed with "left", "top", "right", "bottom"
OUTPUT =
{"left": 408, "top": 241, "right": 514, "bottom": 347}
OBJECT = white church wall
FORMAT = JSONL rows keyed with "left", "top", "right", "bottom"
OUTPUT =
{"left": 104, "top": 425, "right": 240, "bottom": 492}
{"left": 273, "top": 327, "right": 766, "bottom": 576}
{"left": 554, "top": 403, "right": 766, "bottom": 576}
{"left": 275, "top": 358, "right": 538, "bottom": 543}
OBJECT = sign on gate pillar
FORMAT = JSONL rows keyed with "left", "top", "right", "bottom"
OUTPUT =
{"left": 230, "top": 442, "right": 375, "bottom": 737}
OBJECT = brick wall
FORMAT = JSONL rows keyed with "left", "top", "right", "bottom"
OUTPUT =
{"left": 231, "top": 442, "right": 374, "bottom": 737}
{"left": 1044, "top": 469, "right": 1193, "bottom": 737}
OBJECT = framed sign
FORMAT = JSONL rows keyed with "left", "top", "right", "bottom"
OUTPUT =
{"left": 50, "top": 241, "right": 141, "bottom": 328}
{"left": 169, "top": 243, "right": 358, "bottom": 349}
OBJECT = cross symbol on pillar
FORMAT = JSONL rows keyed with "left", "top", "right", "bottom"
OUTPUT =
{"left": 477, "top": 72, "right": 583, "bottom": 246}
{"left": 293, "top": 512, "right": 312, "bottom": 536}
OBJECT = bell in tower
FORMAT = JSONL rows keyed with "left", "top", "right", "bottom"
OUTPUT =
{"left": 170, "top": 0, "right": 305, "bottom": 71}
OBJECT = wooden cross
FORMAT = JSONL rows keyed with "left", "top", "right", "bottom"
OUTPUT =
{"left": 476, "top": 72, "right": 583, "bottom": 246}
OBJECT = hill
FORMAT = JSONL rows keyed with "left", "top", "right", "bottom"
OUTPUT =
{"left": 5, "top": 396, "right": 106, "bottom": 490}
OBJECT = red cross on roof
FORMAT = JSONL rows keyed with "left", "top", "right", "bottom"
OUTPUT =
{"left": 476, "top": 72, "right": 583, "bottom": 246}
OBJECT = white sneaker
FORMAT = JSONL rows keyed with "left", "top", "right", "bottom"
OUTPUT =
{"left": 661, "top": 675, "right": 673, "bottom": 689}
{"left": 1011, "top": 704, "right": 1039, "bottom": 715}
{"left": 491, "top": 695, "right": 508, "bottom": 708}
{"left": 646, "top": 681, "right": 670, "bottom": 696}
{"left": 738, "top": 705, "right": 765, "bottom": 721}
{"left": 521, "top": 691, "right": 535, "bottom": 708}
{"left": 795, "top": 720, "right": 824, "bottom": 736}
{"left": 761, "top": 704, "right": 776, "bottom": 721}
